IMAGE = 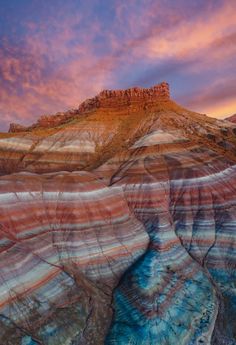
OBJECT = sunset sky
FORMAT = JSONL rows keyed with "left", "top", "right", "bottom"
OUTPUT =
{"left": 0, "top": 0, "right": 236, "bottom": 131}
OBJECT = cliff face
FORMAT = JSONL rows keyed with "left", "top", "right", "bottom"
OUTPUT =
{"left": 78, "top": 81, "right": 170, "bottom": 111}
{"left": 0, "top": 82, "right": 236, "bottom": 345}
{"left": 8, "top": 82, "right": 170, "bottom": 132}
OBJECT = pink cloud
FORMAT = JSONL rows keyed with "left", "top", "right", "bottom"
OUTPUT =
{"left": 0, "top": 14, "right": 120, "bottom": 129}
{"left": 180, "top": 78, "right": 236, "bottom": 118}
{"left": 0, "top": 1, "right": 236, "bottom": 131}
{"left": 131, "top": 2, "right": 236, "bottom": 65}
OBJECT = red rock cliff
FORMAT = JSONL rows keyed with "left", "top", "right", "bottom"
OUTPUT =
{"left": 79, "top": 82, "right": 170, "bottom": 112}
{"left": 8, "top": 82, "right": 170, "bottom": 132}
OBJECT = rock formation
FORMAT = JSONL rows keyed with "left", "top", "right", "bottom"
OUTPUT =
{"left": 0, "top": 82, "right": 236, "bottom": 344}
{"left": 35, "top": 111, "right": 78, "bottom": 128}
{"left": 0, "top": 172, "right": 148, "bottom": 344}
{"left": 8, "top": 123, "right": 28, "bottom": 132}
{"left": 78, "top": 82, "right": 170, "bottom": 112}
{"left": 226, "top": 113, "right": 236, "bottom": 123}
{"left": 8, "top": 110, "right": 80, "bottom": 133}
{"left": 8, "top": 82, "right": 170, "bottom": 133}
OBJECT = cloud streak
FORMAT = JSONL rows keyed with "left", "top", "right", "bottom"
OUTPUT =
{"left": 0, "top": 0, "right": 236, "bottom": 130}
{"left": 180, "top": 78, "right": 236, "bottom": 118}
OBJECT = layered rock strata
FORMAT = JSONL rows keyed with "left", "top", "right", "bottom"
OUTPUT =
{"left": 8, "top": 82, "right": 170, "bottom": 133}
{"left": 0, "top": 172, "right": 148, "bottom": 344}
{"left": 0, "top": 82, "right": 236, "bottom": 344}
{"left": 101, "top": 145, "right": 236, "bottom": 344}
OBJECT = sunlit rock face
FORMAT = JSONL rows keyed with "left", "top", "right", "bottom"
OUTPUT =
{"left": 0, "top": 82, "right": 236, "bottom": 344}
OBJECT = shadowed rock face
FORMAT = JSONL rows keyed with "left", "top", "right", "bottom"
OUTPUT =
{"left": 0, "top": 82, "right": 236, "bottom": 344}
{"left": 0, "top": 172, "right": 148, "bottom": 344}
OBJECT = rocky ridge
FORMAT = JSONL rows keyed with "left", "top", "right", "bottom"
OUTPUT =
{"left": 8, "top": 82, "right": 170, "bottom": 132}
{"left": 0, "top": 82, "right": 236, "bottom": 345}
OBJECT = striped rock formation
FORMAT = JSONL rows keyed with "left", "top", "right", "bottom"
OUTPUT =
{"left": 0, "top": 172, "right": 148, "bottom": 344}
{"left": 0, "top": 82, "right": 236, "bottom": 344}
{"left": 101, "top": 147, "right": 236, "bottom": 345}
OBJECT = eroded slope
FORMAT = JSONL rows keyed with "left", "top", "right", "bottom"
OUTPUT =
{"left": 0, "top": 82, "right": 236, "bottom": 344}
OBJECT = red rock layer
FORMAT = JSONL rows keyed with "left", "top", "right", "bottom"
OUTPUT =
{"left": 2, "top": 96, "right": 236, "bottom": 176}
{"left": 78, "top": 82, "right": 170, "bottom": 112}
{"left": 0, "top": 82, "right": 236, "bottom": 344}
{"left": 0, "top": 171, "right": 148, "bottom": 344}
{"left": 8, "top": 82, "right": 170, "bottom": 133}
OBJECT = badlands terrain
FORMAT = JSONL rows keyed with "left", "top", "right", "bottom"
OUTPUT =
{"left": 0, "top": 82, "right": 236, "bottom": 345}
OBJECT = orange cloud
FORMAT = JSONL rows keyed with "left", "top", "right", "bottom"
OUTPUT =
{"left": 0, "top": 0, "right": 235, "bottom": 130}
{"left": 142, "top": 2, "right": 236, "bottom": 62}
{"left": 180, "top": 78, "right": 236, "bottom": 118}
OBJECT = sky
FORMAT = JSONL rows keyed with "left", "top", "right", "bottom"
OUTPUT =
{"left": 0, "top": 0, "right": 236, "bottom": 131}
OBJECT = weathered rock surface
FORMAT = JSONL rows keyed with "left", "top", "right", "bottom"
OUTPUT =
{"left": 8, "top": 110, "right": 80, "bottom": 133}
{"left": 9, "top": 123, "right": 28, "bottom": 133}
{"left": 2, "top": 90, "right": 236, "bottom": 175}
{"left": 8, "top": 82, "right": 170, "bottom": 133}
{"left": 78, "top": 82, "right": 170, "bottom": 112}
{"left": 0, "top": 171, "right": 148, "bottom": 345}
{"left": 101, "top": 147, "right": 236, "bottom": 345}
{"left": 226, "top": 113, "right": 236, "bottom": 123}
{"left": 0, "top": 82, "right": 236, "bottom": 344}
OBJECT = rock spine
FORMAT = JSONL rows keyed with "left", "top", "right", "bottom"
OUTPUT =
{"left": 8, "top": 82, "right": 170, "bottom": 132}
